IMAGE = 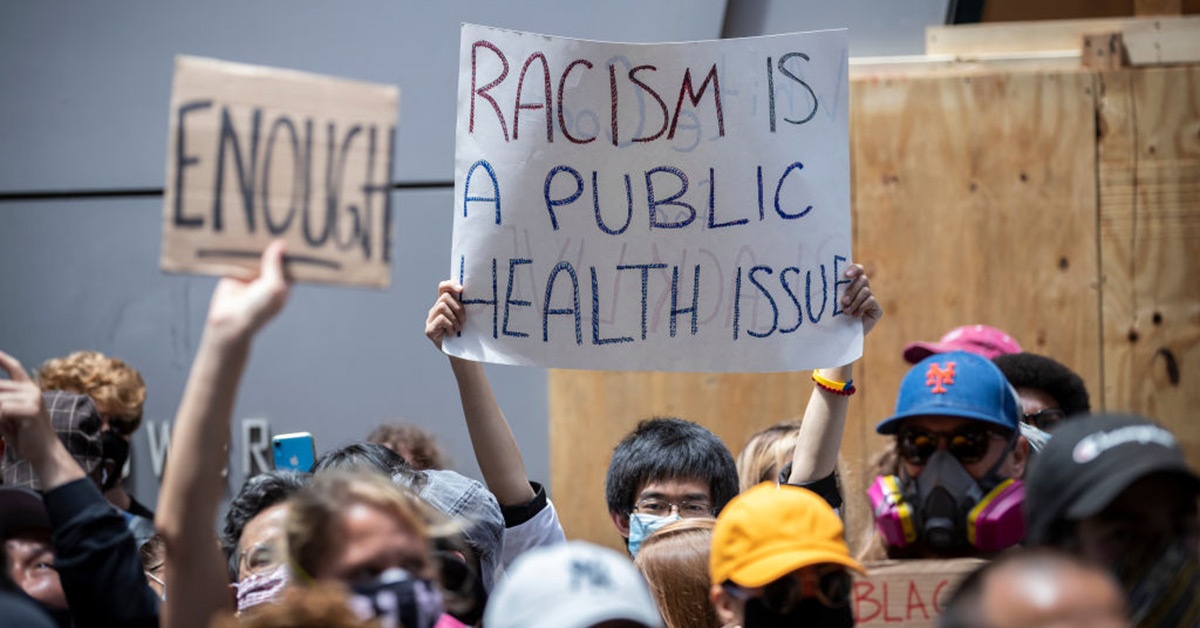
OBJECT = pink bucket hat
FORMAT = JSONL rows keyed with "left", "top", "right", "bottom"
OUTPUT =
{"left": 902, "top": 324, "right": 1022, "bottom": 364}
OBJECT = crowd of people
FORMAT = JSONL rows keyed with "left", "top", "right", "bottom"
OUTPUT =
{"left": 1, "top": 242, "right": 1197, "bottom": 627}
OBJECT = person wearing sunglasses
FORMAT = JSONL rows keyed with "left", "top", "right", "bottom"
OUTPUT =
{"left": 710, "top": 482, "right": 863, "bottom": 627}
{"left": 869, "top": 350, "right": 1029, "bottom": 559}
{"left": 992, "top": 351, "right": 1091, "bottom": 432}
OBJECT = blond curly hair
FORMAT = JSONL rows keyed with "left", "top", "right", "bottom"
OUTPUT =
{"left": 37, "top": 350, "right": 146, "bottom": 432}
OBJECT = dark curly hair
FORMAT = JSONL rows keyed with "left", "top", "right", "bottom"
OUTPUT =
{"left": 992, "top": 352, "right": 1091, "bottom": 418}
{"left": 221, "top": 470, "right": 310, "bottom": 580}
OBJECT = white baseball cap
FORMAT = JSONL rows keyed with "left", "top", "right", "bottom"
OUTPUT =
{"left": 484, "top": 542, "right": 663, "bottom": 628}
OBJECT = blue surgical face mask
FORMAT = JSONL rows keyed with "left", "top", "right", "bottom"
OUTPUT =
{"left": 627, "top": 512, "right": 681, "bottom": 558}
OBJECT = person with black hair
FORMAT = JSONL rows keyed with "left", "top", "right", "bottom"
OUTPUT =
{"left": 605, "top": 417, "right": 738, "bottom": 556}
{"left": 220, "top": 470, "right": 309, "bottom": 612}
{"left": 992, "top": 352, "right": 1090, "bottom": 431}
{"left": 426, "top": 265, "right": 879, "bottom": 566}
{"left": 310, "top": 442, "right": 409, "bottom": 477}
{"left": 940, "top": 549, "right": 1127, "bottom": 628}
{"left": 609, "top": 263, "right": 881, "bottom": 557}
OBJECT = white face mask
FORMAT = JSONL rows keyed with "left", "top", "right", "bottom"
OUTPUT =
{"left": 626, "top": 512, "right": 681, "bottom": 558}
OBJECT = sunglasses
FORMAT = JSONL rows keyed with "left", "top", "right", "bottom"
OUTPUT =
{"left": 1022, "top": 407, "right": 1065, "bottom": 431}
{"left": 896, "top": 424, "right": 1005, "bottom": 466}
{"left": 99, "top": 413, "right": 139, "bottom": 437}
{"left": 725, "top": 566, "right": 853, "bottom": 611}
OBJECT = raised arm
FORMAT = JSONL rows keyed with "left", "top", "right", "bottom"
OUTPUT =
{"left": 426, "top": 280, "right": 535, "bottom": 506}
{"left": 787, "top": 263, "right": 882, "bottom": 485}
{"left": 0, "top": 353, "right": 158, "bottom": 628}
{"left": 0, "top": 353, "right": 85, "bottom": 491}
{"left": 156, "top": 242, "right": 291, "bottom": 628}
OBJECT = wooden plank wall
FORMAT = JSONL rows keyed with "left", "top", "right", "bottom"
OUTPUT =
{"left": 549, "top": 65, "right": 1198, "bottom": 553}
{"left": 845, "top": 70, "right": 1103, "bottom": 550}
{"left": 1098, "top": 67, "right": 1200, "bottom": 462}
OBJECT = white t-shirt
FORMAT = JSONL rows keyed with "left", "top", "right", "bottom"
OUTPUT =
{"left": 499, "top": 483, "right": 566, "bottom": 569}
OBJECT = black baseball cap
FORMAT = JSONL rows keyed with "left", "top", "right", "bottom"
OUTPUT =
{"left": 1025, "top": 413, "right": 1200, "bottom": 545}
{"left": 0, "top": 486, "right": 51, "bottom": 540}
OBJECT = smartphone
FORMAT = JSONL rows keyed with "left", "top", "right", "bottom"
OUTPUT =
{"left": 272, "top": 432, "right": 316, "bottom": 472}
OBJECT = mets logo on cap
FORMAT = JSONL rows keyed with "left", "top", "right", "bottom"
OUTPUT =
{"left": 925, "top": 362, "right": 956, "bottom": 394}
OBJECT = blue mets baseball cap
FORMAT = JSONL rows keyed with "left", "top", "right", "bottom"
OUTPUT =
{"left": 875, "top": 351, "right": 1021, "bottom": 435}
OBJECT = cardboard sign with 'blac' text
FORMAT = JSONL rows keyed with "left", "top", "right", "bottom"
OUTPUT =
{"left": 854, "top": 559, "right": 984, "bottom": 627}
{"left": 161, "top": 56, "right": 399, "bottom": 288}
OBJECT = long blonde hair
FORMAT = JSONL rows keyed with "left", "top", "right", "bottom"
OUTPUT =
{"left": 634, "top": 518, "right": 720, "bottom": 628}
{"left": 736, "top": 422, "right": 803, "bottom": 493}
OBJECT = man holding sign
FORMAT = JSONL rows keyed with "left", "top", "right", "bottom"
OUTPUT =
{"left": 448, "top": 24, "right": 855, "bottom": 373}
{"left": 428, "top": 262, "right": 879, "bottom": 558}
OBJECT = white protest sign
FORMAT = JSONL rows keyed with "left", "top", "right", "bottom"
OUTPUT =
{"left": 162, "top": 56, "right": 399, "bottom": 288}
{"left": 447, "top": 25, "right": 857, "bottom": 372}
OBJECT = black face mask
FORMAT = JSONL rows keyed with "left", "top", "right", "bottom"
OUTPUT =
{"left": 743, "top": 596, "right": 854, "bottom": 628}
{"left": 436, "top": 550, "right": 487, "bottom": 625}
{"left": 100, "top": 430, "right": 129, "bottom": 491}
{"left": 907, "top": 450, "right": 984, "bottom": 550}
{"left": 1114, "top": 539, "right": 1200, "bottom": 627}
{"left": 348, "top": 568, "right": 443, "bottom": 628}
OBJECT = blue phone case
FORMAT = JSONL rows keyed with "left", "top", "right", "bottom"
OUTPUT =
{"left": 272, "top": 432, "right": 316, "bottom": 472}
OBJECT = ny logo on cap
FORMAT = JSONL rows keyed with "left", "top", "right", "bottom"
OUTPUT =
{"left": 569, "top": 559, "right": 612, "bottom": 591}
{"left": 925, "top": 362, "right": 956, "bottom": 394}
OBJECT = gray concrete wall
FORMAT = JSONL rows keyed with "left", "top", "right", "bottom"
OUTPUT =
{"left": 0, "top": 0, "right": 943, "bottom": 510}
{"left": 0, "top": 0, "right": 727, "bottom": 508}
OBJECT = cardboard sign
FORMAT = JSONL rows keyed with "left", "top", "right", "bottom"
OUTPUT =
{"left": 447, "top": 25, "right": 857, "bottom": 372}
{"left": 162, "top": 56, "right": 399, "bottom": 288}
{"left": 854, "top": 559, "right": 984, "bottom": 627}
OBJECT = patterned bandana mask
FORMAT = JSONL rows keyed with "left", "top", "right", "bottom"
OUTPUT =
{"left": 234, "top": 563, "right": 289, "bottom": 612}
{"left": 348, "top": 567, "right": 445, "bottom": 628}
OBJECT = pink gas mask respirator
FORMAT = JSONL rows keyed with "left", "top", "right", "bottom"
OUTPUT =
{"left": 869, "top": 448, "right": 1025, "bottom": 553}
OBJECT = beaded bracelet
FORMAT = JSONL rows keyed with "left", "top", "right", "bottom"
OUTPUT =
{"left": 812, "top": 370, "right": 856, "bottom": 396}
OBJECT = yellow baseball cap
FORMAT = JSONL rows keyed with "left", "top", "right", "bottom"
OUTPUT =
{"left": 710, "top": 482, "right": 864, "bottom": 587}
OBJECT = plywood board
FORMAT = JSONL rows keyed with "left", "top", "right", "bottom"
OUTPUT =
{"left": 843, "top": 70, "right": 1103, "bottom": 550}
{"left": 1122, "top": 16, "right": 1200, "bottom": 65}
{"left": 927, "top": 16, "right": 1168, "bottom": 56}
{"left": 1098, "top": 67, "right": 1200, "bottom": 465}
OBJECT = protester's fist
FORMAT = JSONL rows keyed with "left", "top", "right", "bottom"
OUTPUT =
{"left": 426, "top": 280, "right": 466, "bottom": 351}
{"left": 0, "top": 351, "right": 52, "bottom": 460}
{"left": 841, "top": 264, "right": 883, "bottom": 337}
{"left": 206, "top": 240, "right": 292, "bottom": 340}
